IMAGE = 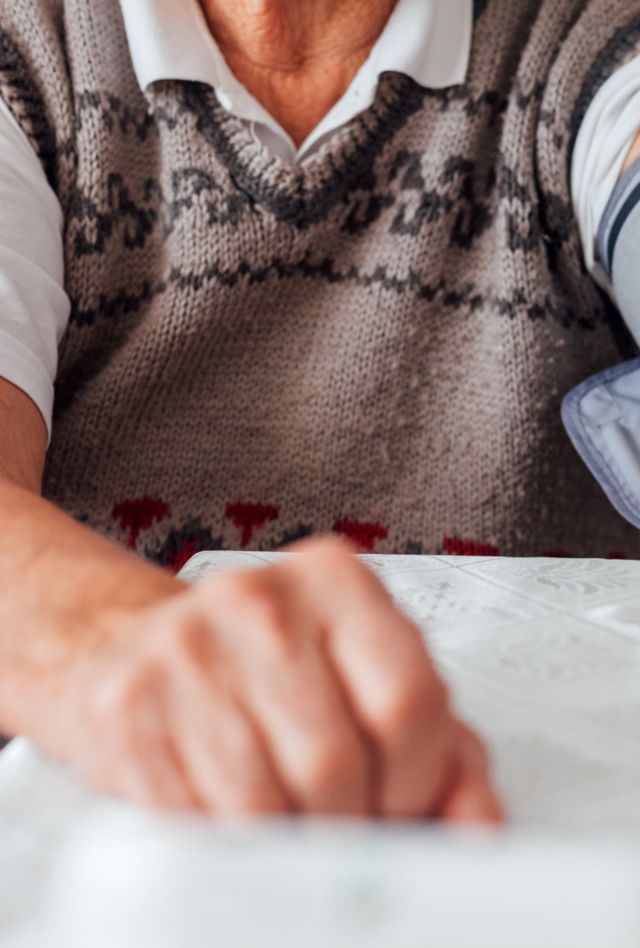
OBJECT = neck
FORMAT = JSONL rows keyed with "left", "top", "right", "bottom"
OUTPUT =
{"left": 200, "top": 0, "right": 397, "bottom": 146}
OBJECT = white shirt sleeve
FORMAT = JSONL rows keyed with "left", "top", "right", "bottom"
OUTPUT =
{"left": 571, "top": 54, "right": 640, "bottom": 293}
{"left": 0, "top": 96, "right": 70, "bottom": 446}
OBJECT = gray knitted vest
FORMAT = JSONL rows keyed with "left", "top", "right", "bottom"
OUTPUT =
{"left": 1, "top": 0, "right": 640, "bottom": 565}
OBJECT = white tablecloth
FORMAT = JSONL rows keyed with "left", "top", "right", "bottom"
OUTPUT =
{"left": 1, "top": 552, "right": 640, "bottom": 947}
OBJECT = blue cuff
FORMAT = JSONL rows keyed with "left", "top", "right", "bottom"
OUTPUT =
{"left": 562, "top": 359, "right": 640, "bottom": 529}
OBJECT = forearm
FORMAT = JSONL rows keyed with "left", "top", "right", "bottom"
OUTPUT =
{"left": 0, "top": 476, "right": 183, "bottom": 747}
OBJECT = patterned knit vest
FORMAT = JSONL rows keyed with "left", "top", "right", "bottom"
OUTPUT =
{"left": 1, "top": 0, "right": 640, "bottom": 566}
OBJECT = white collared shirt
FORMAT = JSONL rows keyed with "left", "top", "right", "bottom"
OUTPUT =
{"left": 120, "top": 0, "right": 472, "bottom": 163}
{"left": 0, "top": 0, "right": 634, "bottom": 442}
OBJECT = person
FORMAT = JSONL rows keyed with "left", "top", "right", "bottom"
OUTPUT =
{"left": 0, "top": 0, "right": 637, "bottom": 817}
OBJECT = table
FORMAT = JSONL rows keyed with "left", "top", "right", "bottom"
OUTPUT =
{"left": 1, "top": 551, "right": 640, "bottom": 947}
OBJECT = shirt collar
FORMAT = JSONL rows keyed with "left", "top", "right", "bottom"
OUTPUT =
{"left": 119, "top": 0, "right": 473, "bottom": 96}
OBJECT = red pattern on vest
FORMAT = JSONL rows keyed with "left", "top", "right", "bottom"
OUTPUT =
{"left": 333, "top": 519, "right": 389, "bottom": 552}
{"left": 225, "top": 502, "right": 280, "bottom": 547}
{"left": 112, "top": 496, "right": 170, "bottom": 549}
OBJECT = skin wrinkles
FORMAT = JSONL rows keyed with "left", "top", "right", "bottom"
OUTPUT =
{"left": 199, "top": 0, "right": 398, "bottom": 145}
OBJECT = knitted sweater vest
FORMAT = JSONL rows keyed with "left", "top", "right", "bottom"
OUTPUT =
{"left": 1, "top": 0, "right": 640, "bottom": 565}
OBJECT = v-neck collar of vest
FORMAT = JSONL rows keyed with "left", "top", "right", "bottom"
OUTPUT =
{"left": 149, "top": 74, "right": 431, "bottom": 229}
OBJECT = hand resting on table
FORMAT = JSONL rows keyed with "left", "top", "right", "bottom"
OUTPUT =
{"left": 58, "top": 538, "right": 503, "bottom": 821}
{"left": 0, "top": 382, "right": 501, "bottom": 822}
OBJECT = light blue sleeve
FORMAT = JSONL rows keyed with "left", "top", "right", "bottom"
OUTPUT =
{"left": 562, "top": 158, "right": 640, "bottom": 529}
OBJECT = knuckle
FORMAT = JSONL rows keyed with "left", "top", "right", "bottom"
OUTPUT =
{"left": 148, "top": 608, "right": 209, "bottom": 670}
{"left": 205, "top": 569, "right": 295, "bottom": 654}
{"left": 301, "top": 535, "right": 360, "bottom": 572}
{"left": 302, "top": 735, "right": 367, "bottom": 803}
{"left": 205, "top": 569, "right": 246, "bottom": 602}
{"left": 214, "top": 570, "right": 281, "bottom": 616}
{"left": 246, "top": 581, "right": 287, "bottom": 632}
{"left": 158, "top": 614, "right": 207, "bottom": 659}
{"left": 237, "top": 578, "right": 293, "bottom": 653}
{"left": 256, "top": 618, "right": 294, "bottom": 656}
{"left": 209, "top": 568, "right": 264, "bottom": 604}
{"left": 304, "top": 537, "right": 382, "bottom": 592}
{"left": 296, "top": 534, "right": 354, "bottom": 558}
{"left": 377, "top": 675, "right": 447, "bottom": 742}
{"left": 316, "top": 535, "right": 357, "bottom": 559}
{"left": 329, "top": 543, "right": 383, "bottom": 593}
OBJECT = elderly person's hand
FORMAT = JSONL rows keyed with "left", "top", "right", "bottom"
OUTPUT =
{"left": 59, "top": 538, "right": 502, "bottom": 821}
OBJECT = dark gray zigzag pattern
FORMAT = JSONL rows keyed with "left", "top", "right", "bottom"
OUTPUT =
{"left": 387, "top": 152, "right": 503, "bottom": 248}
{"left": 143, "top": 517, "right": 633, "bottom": 565}
{"left": 65, "top": 251, "right": 605, "bottom": 335}
{"left": 69, "top": 169, "right": 252, "bottom": 256}
{"left": 0, "top": 17, "right": 606, "bottom": 343}
{"left": 68, "top": 141, "right": 544, "bottom": 260}
{"left": 146, "top": 519, "right": 224, "bottom": 569}
{"left": 67, "top": 258, "right": 484, "bottom": 328}
{"left": 73, "top": 87, "right": 205, "bottom": 142}
{"left": 70, "top": 174, "right": 160, "bottom": 256}
{"left": 181, "top": 76, "right": 431, "bottom": 230}
{"left": 75, "top": 89, "right": 157, "bottom": 143}
{"left": 176, "top": 76, "right": 542, "bottom": 229}
{"left": 423, "top": 77, "right": 545, "bottom": 125}
{"left": 65, "top": 69, "right": 544, "bottom": 257}
{"left": 69, "top": 155, "right": 500, "bottom": 255}
{"left": 0, "top": 25, "right": 59, "bottom": 189}
{"left": 0, "top": 15, "right": 530, "bottom": 219}
{"left": 72, "top": 78, "right": 512, "bottom": 147}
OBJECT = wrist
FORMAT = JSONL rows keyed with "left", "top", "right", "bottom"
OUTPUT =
{"left": 0, "top": 560, "right": 186, "bottom": 753}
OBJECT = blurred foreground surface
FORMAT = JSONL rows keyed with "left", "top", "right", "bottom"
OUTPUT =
{"left": 1, "top": 551, "right": 640, "bottom": 947}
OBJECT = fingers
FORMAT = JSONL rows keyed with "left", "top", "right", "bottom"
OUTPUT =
{"left": 205, "top": 538, "right": 503, "bottom": 822}
{"left": 206, "top": 567, "right": 371, "bottom": 815}
{"left": 160, "top": 623, "right": 290, "bottom": 815}
{"left": 440, "top": 772, "right": 505, "bottom": 825}
{"left": 437, "top": 721, "right": 505, "bottom": 825}
{"left": 278, "top": 539, "right": 453, "bottom": 817}
{"left": 76, "top": 660, "right": 201, "bottom": 812}
{"left": 71, "top": 536, "right": 504, "bottom": 824}
{"left": 117, "top": 690, "right": 202, "bottom": 812}
{"left": 77, "top": 632, "right": 290, "bottom": 816}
